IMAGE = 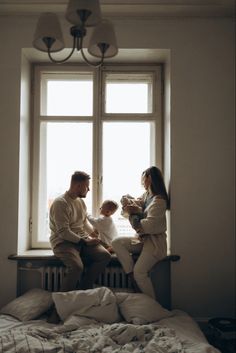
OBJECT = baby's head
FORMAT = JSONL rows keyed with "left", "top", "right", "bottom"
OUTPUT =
{"left": 100, "top": 200, "right": 119, "bottom": 217}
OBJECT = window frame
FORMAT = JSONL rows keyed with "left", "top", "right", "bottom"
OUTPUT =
{"left": 31, "top": 64, "right": 163, "bottom": 248}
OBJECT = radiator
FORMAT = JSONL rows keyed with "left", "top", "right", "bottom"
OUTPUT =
{"left": 41, "top": 266, "right": 65, "bottom": 291}
{"left": 17, "top": 256, "right": 174, "bottom": 309}
{"left": 94, "top": 266, "right": 133, "bottom": 290}
{"left": 18, "top": 264, "right": 133, "bottom": 293}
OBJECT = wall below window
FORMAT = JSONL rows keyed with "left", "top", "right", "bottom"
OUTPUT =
{"left": 0, "top": 15, "right": 235, "bottom": 319}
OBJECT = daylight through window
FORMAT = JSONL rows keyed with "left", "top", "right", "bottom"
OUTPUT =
{"left": 32, "top": 65, "right": 163, "bottom": 247}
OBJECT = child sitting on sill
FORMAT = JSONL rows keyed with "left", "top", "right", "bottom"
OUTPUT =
{"left": 87, "top": 200, "right": 119, "bottom": 253}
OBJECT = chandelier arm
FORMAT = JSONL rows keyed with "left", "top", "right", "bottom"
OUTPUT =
{"left": 80, "top": 47, "right": 104, "bottom": 67}
{"left": 47, "top": 37, "right": 77, "bottom": 64}
{"left": 79, "top": 36, "right": 104, "bottom": 68}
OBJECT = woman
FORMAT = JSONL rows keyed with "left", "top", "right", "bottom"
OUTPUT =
{"left": 112, "top": 166, "right": 169, "bottom": 299}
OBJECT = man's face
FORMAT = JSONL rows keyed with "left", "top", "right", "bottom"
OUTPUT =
{"left": 76, "top": 180, "right": 90, "bottom": 198}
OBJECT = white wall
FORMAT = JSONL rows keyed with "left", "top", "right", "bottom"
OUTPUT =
{"left": 0, "top": 21, "right": 21, "bottom": 305}
{"left": 0, "top": 15, "right": 235, "bottom": 318}
{"left": 18, "top": 53, "right": 31, "bottom": 253}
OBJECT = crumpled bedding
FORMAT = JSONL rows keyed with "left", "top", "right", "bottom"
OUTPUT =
{"left": 0, "top": 312, "right": 220, "bottom": 353}
{"left": 0, "top": 318, "right": 183, "bottom": 353}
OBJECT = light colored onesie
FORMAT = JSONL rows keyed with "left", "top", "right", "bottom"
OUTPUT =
{"left": 87, "top": 214, "right": 118, "bottom": 247}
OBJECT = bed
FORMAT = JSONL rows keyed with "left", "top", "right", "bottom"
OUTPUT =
{"left": 0, "top": 287, "right": 220, "bottom": 353}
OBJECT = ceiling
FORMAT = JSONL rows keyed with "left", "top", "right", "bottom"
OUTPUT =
{"left": 3, "top": 1, "right": 234, "bottom": 64}
{"left": 0, "top": 0, "right": 235, "bottom": 18}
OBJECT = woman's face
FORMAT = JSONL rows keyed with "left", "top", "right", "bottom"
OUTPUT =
{"left": 142, "top": 174, "right": 151, "bottom": 190}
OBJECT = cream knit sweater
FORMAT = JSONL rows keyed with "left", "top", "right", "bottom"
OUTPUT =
{"left": 49, "top": 192, "right": 94, "bottom": 250}
{"left": 140, "top": 196, "right": 167, "bottom": 235}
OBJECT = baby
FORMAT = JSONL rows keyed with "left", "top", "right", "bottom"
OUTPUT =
{"left": 87, "top": 200, "right": 119, "bottom": 253}
{"left": 120, "top": 194, "right": 146, "bottom": 242}
{"left": 120, "top": 194, "right": 144, "bottom": 221}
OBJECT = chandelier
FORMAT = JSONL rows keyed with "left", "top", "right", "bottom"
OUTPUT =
{"left": 32, "top": 0, "right": 118, "bottom": 66}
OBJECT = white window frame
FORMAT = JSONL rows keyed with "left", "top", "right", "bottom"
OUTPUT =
{"left": 31, "top": 64, "right": 163, "bottom": 248}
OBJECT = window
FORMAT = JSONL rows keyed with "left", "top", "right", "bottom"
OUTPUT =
{"left": 32, "top": 65, "right": 163, "bottom": 247}
{"left": 104, "top": 73, "right": 153, "bottom": 113}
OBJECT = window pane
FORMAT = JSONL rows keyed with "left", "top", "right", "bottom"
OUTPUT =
{"left": 38, "top": 122, "right": 93, "bottom": 242}
{"left": 42, "top": 74, "right": 93, "bottom": 116}
{"left": 102, "top": 122, "right": 154, "bottom": 235}
{"left": 105, "top": 73, "right": 153, "bottom": 114}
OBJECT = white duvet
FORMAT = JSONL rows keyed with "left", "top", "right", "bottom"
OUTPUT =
{"left": 0, "top": 288, "right": 220, "bottom": 353}
{"left": 0, "top": 311, "right": 220, "bottom": 353}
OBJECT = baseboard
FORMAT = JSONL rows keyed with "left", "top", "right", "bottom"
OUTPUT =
{"left": 195, "top": 317, "right": 211, "bottom": 326}
{"left": 194, "top": 317, "right": 211, "bottom": 334}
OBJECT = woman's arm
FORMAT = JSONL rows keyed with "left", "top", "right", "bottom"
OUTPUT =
{"left": 140, "top": 197, "right": 167, "bottom": 235}
{"left": 129, "top": 214, "right": 144, "bottom": 232}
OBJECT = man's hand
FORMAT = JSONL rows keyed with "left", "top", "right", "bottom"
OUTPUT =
{"left": 107, "top": 246, "right": 114, "bottom": 254}
{"left": 89, "top": 229, "right": 99, "bottom": 238}
{"left": 84, "top": 236, "right": 100, "bottom": 246}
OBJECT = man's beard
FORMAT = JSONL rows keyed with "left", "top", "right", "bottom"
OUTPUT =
{"left": 78, "top": 193, "right": 86, "bottom": 198}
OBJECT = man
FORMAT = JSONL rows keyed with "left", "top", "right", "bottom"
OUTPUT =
{"left": 49, "top": 171, "right": 111, "bottom": 291}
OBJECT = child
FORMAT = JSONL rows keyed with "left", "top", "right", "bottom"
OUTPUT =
{"left": 87, "top": 200, "right": 119, "bottom": 253}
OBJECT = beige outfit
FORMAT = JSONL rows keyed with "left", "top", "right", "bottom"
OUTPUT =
{"left": 112, "top": 195, "right": 167, "bottom": 299}
{"left": 50, "top": 192, "right": 94, "bottom": 249}
{"left": 49, "top": 192, "right": 111, "bottom": 291}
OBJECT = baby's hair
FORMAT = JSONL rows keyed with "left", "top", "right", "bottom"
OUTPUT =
{"left": 102, "top": 200, "right": 119, "bottom": 212}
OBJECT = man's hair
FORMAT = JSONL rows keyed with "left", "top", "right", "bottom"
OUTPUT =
{"left": 102, "top": 200, "right": 119, "bottom": 212}
{"left": 71, "top": 171, "right": 90, "bottom": 183}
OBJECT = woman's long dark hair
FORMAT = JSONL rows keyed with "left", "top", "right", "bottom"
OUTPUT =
{"left": 142, "top": 166, "right": 170, "bottom": 209}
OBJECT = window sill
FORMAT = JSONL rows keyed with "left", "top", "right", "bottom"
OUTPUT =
{"left": 9, "top": 250, "right": 180, "bottom": 263}
{"left": 9, "top": 249, "right": 55, "bottom": 260}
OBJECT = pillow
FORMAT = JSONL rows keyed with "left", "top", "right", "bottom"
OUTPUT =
{"left": 52, "top": 287, "right": 120, "bottom": 323}
{"left": 0, "top": 288, "right": 53, "bottom": 321}
{"left": 115, "top": 292, "right": 172, "bottom": 324}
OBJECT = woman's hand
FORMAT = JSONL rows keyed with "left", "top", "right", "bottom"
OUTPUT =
{"left": 138, "top": 233, "right": 148, "bottom": 241}
{"left": 124, "top": 205, "right": 142, "bottom": 215}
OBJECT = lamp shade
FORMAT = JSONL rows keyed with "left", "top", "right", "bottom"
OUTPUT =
{"left": 66, "top": 0, "right": 101, "bottom": 26}
{"left": 88, "top": 20, "right": 118, "bottom": 58}
{"left": 33, "top": 13, "right": 64, "bottom": 52}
